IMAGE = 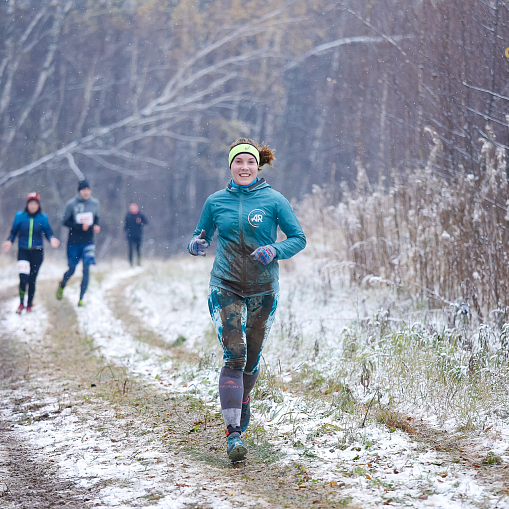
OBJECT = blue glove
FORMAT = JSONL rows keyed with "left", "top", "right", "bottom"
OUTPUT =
{"left": 189, "top": 229, "right": 209, "bottom": 256}
{"left": 250, "top": 245, "right": 277, "bottom": 265}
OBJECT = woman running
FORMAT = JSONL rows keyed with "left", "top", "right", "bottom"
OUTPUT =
{"left": 2, "top": 193, "right": 60, "bottom": 313}
{"left": 188, "top": 138, "right": 306, "bottom": 461}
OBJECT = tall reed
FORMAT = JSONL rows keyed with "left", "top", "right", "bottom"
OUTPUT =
{"left": 298, "top": 124, "right": 509, "bottom": 321}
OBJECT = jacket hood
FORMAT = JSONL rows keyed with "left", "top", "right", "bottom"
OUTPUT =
{"left": 226, "top": 178, "right": 271, "bottom": 193}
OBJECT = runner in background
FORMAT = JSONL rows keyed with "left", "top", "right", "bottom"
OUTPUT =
{"left": 56, "top": 180, "right": 100, "bottom": 307}
{"left": 188, "top": 138, "right": 306, "bottom": 462}
{"left": 124, "top": 202, "right": 148, "bottom": 266}
{"left": 2, "top": 193, "right": 60, "bottom": 313}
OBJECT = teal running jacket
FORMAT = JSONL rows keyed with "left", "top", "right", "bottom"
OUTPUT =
{"left": 189, "top": 179, "right": 306, "bottom": 297}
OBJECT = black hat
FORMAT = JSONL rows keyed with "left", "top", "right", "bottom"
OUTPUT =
{"left": 78, "top": 180, "right": 90, "bottom": 191}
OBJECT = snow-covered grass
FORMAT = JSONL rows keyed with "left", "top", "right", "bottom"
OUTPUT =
{"left": 2, "top": 254, "right": 509, "bottom": 507}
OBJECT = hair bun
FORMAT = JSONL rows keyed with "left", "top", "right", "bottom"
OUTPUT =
{"left": 258, "top": 144, "right": 276, "bottom": 168}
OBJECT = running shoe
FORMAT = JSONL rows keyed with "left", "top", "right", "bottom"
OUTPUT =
{"left": 26, "top": 306, "right": 32, "bottom": 313}
{"left": 240, "top": 397, "right": 251, "bottom": 432}
{"left": 226, "top": 428, "right": 247, "bottom": 462}
{"left": 56, "top": 283, "right": 64, "bottom": 300}
{"left": 78, "top": 299, "right": 85, "bottom": 307}
{"left": 16, "top": 304, "right": 24, "bottom": 314}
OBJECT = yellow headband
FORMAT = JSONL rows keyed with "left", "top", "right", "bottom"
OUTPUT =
{"left": 228, "top": 144, "right": 260, "bottom": 167}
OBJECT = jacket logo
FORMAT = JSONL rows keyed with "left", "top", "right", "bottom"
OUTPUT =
{"left": 248, "top": 209, "right": 266, "bottom": 227}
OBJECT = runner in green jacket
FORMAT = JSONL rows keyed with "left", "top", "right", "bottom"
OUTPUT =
{"left": 188, "top": 138, "right": 306, "bottom": 462}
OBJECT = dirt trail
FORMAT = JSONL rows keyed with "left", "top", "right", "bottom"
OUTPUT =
{"left": 0, "top": 422, "right": 93, "bottom": 508}
{"left": 0, "top": 286, "right": 96, "bottom": 508}
{"left": 0, "top": 277, "right": 351, "bottom": 508}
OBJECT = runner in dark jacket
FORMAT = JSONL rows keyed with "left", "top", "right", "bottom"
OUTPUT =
{"left": 124, "top": 202, "right": 148, "bottom": 266}
{"left": 188, "top": 138, "right": 306, "bottom": 462}
{"left": 2, "top": 192, "right": 60, "bottom": 313}
{"left": 56, "top": 180, "right": 100, "bottom": 307}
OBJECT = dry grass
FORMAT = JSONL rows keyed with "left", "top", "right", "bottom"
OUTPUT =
{"left": 298, "top": 123, "right": 509, "bottom": 321}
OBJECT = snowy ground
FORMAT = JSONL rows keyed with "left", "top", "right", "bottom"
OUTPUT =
{"left": 0, "top": 254, "right": 508, "bottom": 507}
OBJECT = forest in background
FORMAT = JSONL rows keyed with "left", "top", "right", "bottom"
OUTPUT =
{"left": 1, "top": 0, "right": 508, "bottom": 264}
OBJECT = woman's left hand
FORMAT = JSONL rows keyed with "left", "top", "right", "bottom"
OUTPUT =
{"left": 250, "top": 245, "right": 277, "bottom": 265}
{"left": 2, "top": 240, "right": 12, "bottom": 253}
{"left": 50, "top": 237, "right": 60, "bottom": 249}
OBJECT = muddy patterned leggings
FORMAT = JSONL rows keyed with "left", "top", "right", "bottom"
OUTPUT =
{"left": 208, "top": 286, "right": 279, "bottom": 431}
{"left": 208, "top": 286, "right": 279, "bottom": 374}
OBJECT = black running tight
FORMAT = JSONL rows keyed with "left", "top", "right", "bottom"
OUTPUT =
{"left": 18, "top": 248, "right": 43, "bottom": 306}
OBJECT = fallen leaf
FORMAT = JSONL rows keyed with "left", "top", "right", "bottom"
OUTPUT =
{"left": 441, "top": 473, "right": 448, "bottom": 478}
{"left": 366, "top": 474, "right": 371, "bottom": 480}
{"left": 418, "top": 495, "right": 428, "bottom": 500}
{"left": 330, "top": 481, "right": 337, "bottom": 487}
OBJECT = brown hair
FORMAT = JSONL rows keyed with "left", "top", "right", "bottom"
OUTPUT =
{"left": 230, "top": 138, "right": 276, "bottom": 170}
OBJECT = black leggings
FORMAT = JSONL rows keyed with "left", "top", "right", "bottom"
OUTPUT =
{"left": 18, "top": 248, "right": 44, "bottom": 306}
{"left": 128, "top": 239, "right": 141, "bottom": 265}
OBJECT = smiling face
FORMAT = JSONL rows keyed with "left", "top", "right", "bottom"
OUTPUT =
{"left": 230, "top": 153, "right": 259, "bottom": 186}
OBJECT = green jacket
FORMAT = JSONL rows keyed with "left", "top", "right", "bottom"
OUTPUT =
{"left": 190, "top": 179, "right": 306, "bottom": 297}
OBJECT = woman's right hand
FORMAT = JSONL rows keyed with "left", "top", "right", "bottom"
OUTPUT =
{"left": 189, "top": 230, "right": 209, "bottom": 256}
{"left": 2, "top": 240, "right": 12, "bottom": 253}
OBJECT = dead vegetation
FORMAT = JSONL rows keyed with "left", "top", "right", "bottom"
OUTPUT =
{"left": 298, "top": 123, "right": 509, "bottom": 321}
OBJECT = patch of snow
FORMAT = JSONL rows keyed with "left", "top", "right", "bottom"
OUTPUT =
{"left": 0, "top": 297, "right": 49, "bottom": 343}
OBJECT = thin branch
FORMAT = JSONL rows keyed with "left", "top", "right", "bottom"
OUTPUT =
{"left": 339, "top": 4, "right": 413, "bottom": 62}
{"left": 283, "top": 35, "right": 411, "bottom": 72}
{"left": 462, "top": 81, "right": 509, "bottom": 102}
{"left": 77, "top": 148, "right": 169, "bottom": 169}
{"left": 65, "top": 153, "right": 85, "bottom": 180}
{"left": 80, "top": 153, "right": 141, "bottom": 177}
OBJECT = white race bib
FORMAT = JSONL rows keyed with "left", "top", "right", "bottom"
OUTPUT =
{"left": 76, "top": 212, "right": 93, "bottom": 225}
{"left": 17, "top": 260, "right": 30, "bottom": 275}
